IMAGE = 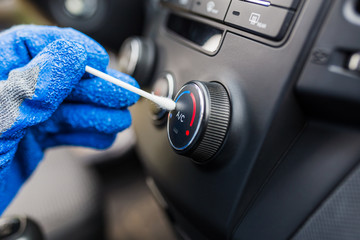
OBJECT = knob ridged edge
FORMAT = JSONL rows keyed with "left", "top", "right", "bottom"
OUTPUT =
{"left": 191, "top": 82, "right": 231, "bottom": 163}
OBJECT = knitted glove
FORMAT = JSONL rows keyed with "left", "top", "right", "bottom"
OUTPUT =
{"left": 0, "top": 25, "right": 139, "bottom": 214}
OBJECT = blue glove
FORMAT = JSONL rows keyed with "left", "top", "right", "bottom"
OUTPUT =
{"left": 0, "top": 25, "right": 139, "bottom": 214}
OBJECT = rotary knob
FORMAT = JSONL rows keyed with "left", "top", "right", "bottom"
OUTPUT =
{"left": 118, "top": 37, "right": 156, "bottom": 86}
{"left": 151, "top": 72, "right": 175, "bottom": 125}
{"left": 167, "top": 81, "right": 231, "bottom": 163}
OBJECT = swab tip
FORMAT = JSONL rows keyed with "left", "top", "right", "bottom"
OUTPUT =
{"left": 153, "top": 95, "right": 176, "bottom": 111}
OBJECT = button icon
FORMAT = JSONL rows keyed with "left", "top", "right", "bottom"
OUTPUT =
{"left": 249, "top": 13, "right": 260, "bottom": 25}
{"left": 207, "top": 1, "right": 219, "bottom": 14}
{"left": 191, "top": 0, "right": 231, "bottom": 21}
{"left": 311, "top": 49, "right": 330, "bottom": 65}
{"left": 176, "top": 111, "right": 186, "bottom": 123}
{"left": 249, "top": 12, "right": 267, "bottom": 29}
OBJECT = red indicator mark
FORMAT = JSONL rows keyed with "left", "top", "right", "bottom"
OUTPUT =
{"left": 190, "top": 92, "right": 196, "bottom": 127}
{"left": 186, "top": 130, "right": 190, "bottom": 136}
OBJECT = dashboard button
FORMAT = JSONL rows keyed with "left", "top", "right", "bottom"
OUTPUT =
{"left": 162, "top": 0, "right": 193, "bottom": 10}
{"left": 191, "top": 0, "right": 231, "bottom": 21}
{"left": 225, "top": 1, "right": 294, "bottom": 40}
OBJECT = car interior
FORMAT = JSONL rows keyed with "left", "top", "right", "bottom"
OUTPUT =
{"left": 1, "top": 0, "right": 360, "bottom": 239}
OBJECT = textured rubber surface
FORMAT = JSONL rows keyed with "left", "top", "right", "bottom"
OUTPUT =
{"left": 0, "top": 25, "right": 139, "bottom": 214}
{"left": 0, "top": 67, "right": 39, "bottom": 133}
{"left": 293, "top": 162, "right": 360, "bottom": 240}
{"left": 192, "top": 82, "right": 231, "bottom": 162}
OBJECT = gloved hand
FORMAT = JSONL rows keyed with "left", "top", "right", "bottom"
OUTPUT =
{"left": 0, "top": 25, "right": 139, "bottom": 214}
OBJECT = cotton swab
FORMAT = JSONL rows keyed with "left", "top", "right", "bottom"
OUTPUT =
{"left": 85, "top": 66, "right": 176, "bottom": 111}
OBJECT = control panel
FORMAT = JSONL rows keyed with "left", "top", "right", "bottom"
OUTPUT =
{"left": 162, "top": 0, "right": 302, "bottom": 41}
{"left": 132, "top": 1, "right": 354, "bottom": 240}
{"left": 130, "top": 1, "right": 360, "bottom": 240}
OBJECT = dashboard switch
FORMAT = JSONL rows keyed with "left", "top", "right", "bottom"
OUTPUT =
{"left": 191, "top": 0, "right": 231, "bottom": 21}
{"left": 167, "top": 81, "right": 231, "bottom": 163}
{"left": 225, "top": 1, "right": 294, "bottom": 40}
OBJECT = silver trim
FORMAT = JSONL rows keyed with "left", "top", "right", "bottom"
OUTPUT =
{"left": 118, "top": 38, "right": 141, "bottom": 76}
{"left": 348, "top": 52, "right": 360, "bottom": 72}
{"left": 128, "top": 38, "right": 141, "bottom": 75}
{"left": 0, "top": 215, "right": 27, "bottom": 237}
{"left": 343, "top": 0, "right": 360, "bottom": 26}
{"left": 151, "top": 72, "right": 175, "bottom": 121}
{"left": 245, "top": 0, "right": 271, "bottom": 7}
{"left": 164, "top": 73, "right": 175, "bottom": 99}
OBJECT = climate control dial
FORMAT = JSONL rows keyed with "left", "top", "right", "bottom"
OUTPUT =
{"left": 167, "top": 81, "right": 231, "bottom": 163}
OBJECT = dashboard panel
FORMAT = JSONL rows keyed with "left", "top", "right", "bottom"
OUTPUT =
{"left": 130, "top": 0, "right": 360, "bottom": 239}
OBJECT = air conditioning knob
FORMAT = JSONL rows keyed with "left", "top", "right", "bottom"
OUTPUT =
{"left": 167, "top": 81, "right": 231, "bottom": 163}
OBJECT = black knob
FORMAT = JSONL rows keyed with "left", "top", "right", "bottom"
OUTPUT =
{"left": 0, "top": 216, "right": 44, "bottom": 240}
{"left": 118, "top": 37, "right": 156, "bottom": 86}
{"left": 167, "top": 81, "right": 231, "bottom": 163}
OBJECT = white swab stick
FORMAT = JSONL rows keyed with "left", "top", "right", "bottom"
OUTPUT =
{"left": 85, "top": 66, "right": 176, "bottom": 111}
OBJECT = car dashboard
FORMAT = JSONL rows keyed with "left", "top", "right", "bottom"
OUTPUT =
{"left": 129, "top": 0, "right": 360, "bottom": 239}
